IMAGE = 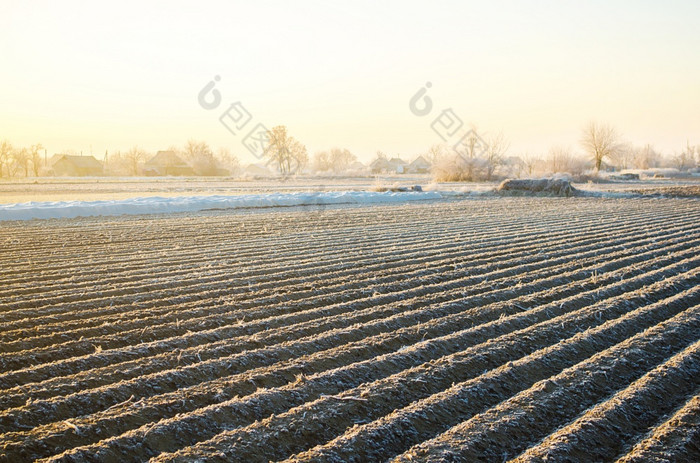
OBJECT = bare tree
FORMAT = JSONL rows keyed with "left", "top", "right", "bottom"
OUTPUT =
{"left": 484, "top": 132, "right": 509, "bottom": 180}
{"left": 451, "top": 127, "right": 484, "bottom": 181}
{"left": 548, "top": 146, "right": 574, "bottom": 174}
{"left": 312, "top": 151, "right": 331, "bottom": 173}
{"left": 685, "top": 141, "right": 697, "bottom": 169}
{"left": 453, "top": 126, "right": 484, "bottom": 160}
{"left": 502, "top": 155, "right": 526, "bottom": 178}
{"left": 184, "top": 140, "right": 218, "bottom": 176}
{"left": 124, "top": 146, "right": 148, "bottom": 176}
{"left": 631, "top": 144, "right": 659, "bottom": 169}
{"left": 0, "top": 140, "right": 12, "bottom": 178}
{"left": 580, "top": 122, "right": 620, "bottom": 172}
{"left": 328, "top": 148, "right": 356, "bottom": 173}
{"left": 425, "top": 144, "right": 446, "bottom": 165}
{"left": 215, "top": 147, "right": 240, "bottom": 176}
{"left": 29, "top": 144, "right": 44, "bottom": 177}
{"left": 672, "top": 141, "right": 696, "bottom": 171}
{"left": 312, "top": 148, "right": 355, "bottom": 173}
{"left": 10, "top": 148, "right": 30, "bottom": 177}
{"left": 104, "top": 150, "right": 123, "bottom": 176}
{"left": 293, "top": 144, "right": 309, "bottom": 173}
{"left": 609, "top": 143, "right": 635, "bottom": 170}
{"left": 520, "top": 153, "right": 542, "bottom": 177}
{"left": 263, "top": 126, "right": 308, "bottom": 176}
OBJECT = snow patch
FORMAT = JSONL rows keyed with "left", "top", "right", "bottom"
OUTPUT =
{"left": 0, "top": 191, "right": 443, "bottom": 221}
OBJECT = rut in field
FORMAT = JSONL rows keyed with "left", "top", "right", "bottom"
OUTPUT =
{"left": 1, "top": 196, "right": 699, "bottom": 463}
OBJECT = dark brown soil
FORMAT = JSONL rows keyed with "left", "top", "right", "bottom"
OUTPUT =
{"left": 1, "top": 197, "right": 698, "bottom": 463}
{"left": 632, "top": 185, "right": 700, "bottom": 198}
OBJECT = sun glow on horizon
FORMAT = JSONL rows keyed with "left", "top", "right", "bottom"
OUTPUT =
{"left": 2, "top": 0, "right": 699, "bottom": 162}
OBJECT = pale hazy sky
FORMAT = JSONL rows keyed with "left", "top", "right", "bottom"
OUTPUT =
{"left": 2, "top": 0, "right": 699, "bottom": 162}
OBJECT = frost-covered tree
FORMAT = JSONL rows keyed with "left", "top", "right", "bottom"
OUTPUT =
{"left": 124, "top": 146, "right": 148, "bottom": 176}
{"left": 30, "top": 144, "right": 44, "bottom": 177}
{"left": 216, "top": 147, "right": 240, "bottom": 176}
{"left": 630, "top": 144, "right": 659, "bottom": 169}
{"left": 425, "top": 144, "right": 447, "bottom": 165}
{"left": 548, "top": 146, "right": 574, "bottom": 174}
{"left": 520, "top": 152, "right": 544, "bottom": 177}
{"left": 484, "top": 132, "right": 509, "bottom": 180}
{"left": 329, "top": 148, "right": 356, "bottom": 173}
{"left": 609, "top": 143, "right": 636, "bottom": 170}
{"left": 13, "top": 147, "right": 30, "bottom": 177}
{"left": 312, "top": 151, "right": 331, "bottom": 173}
{"left": 580, "top": 122, "right": 620, "bottom": 171}
{"left": 0, "top": 140, "right": 13, "bottom": 177}
{"left": 184, "top": 140, "right": 219, "bottom": 176}
{"left": 313, "top": 147, "right": 356, "bottom": 173}
{"left": 680, "top": 141, "right": 698, "bottom": 170}
{"left": 263, "top": 126, "right": 308, "bottom": 175}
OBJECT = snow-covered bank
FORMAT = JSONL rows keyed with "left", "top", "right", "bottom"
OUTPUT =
{"left": 0, "top": 191, "right": 443, "bottom": 221}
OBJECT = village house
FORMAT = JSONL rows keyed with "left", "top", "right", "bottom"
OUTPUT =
{"left": 369, "top": 157, "right": 390, "bottom": 174}
{"left": 143, "top": 151, "right": 195, "bottom": 176}
{"left": 345, "top": 160, "right": 369, "bottom": 176}
{"left": 243, "top": 163, "right": 273, "bottom": 177}
{"left": 388, "top": 157, "right": 408, "bottom": 174}
{"left": 407, "top": 155, "right": 432, "bottom": 174}
{"left": 370, "top": 156, "right": 420, "bottom": 174}
{"left": 50, "top": 155, "right": 103, "bottom": 176}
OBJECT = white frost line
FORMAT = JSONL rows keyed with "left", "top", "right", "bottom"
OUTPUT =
{"left": 0, "top": 191, "right": 443, "bottom": 221}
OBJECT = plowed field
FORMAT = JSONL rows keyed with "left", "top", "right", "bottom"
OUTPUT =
{"left": 1, "top": 196, "right": 699, "bottom": 462}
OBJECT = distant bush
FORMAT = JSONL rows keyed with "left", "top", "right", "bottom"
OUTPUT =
{"left": 432, "top": 155, "right": 490, "bottom": 182}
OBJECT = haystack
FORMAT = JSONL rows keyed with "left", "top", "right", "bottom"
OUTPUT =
{"left": 496, "top": 178, "right": 578, "bottom": 197}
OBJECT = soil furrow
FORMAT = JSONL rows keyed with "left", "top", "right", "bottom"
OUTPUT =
{"left": 614, "top": 393, "right": 700, "bottom": 463}
{"left": 392, "top": 309, "right": 700, "bottom": 463}
{"left": 510, "top": 342, "right": 700, "bottom": 462}
{"left": 2, "top": 225, "right": 696, "bottom": 377}
{"left": 34, "top": 267, "right": 699, "bottom": 463}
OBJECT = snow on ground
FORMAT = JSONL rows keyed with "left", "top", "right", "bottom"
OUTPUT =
{"left": 0, "top": 191, "right": 443, "bottom": 221}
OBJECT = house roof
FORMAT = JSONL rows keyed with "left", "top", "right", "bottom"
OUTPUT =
{"left": 409, "top": 155, "right": 431, "bottom": 167}
{"left": 244, "top": 163, "right": 272, "bottom": 174}
{"left": 54, "top": 155, "right": 102, "bottom": 168}
{"left": 370, "top": 157, "right": 389, "bottom": 168}
{"left": 49, "top": 153, "right": 66, "bottom": 165}
{"left": 145, "top": 151, "right": 189, "bottom": 167}
{"left": 388, "top": 157, "right": 407, "bottom": 167}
